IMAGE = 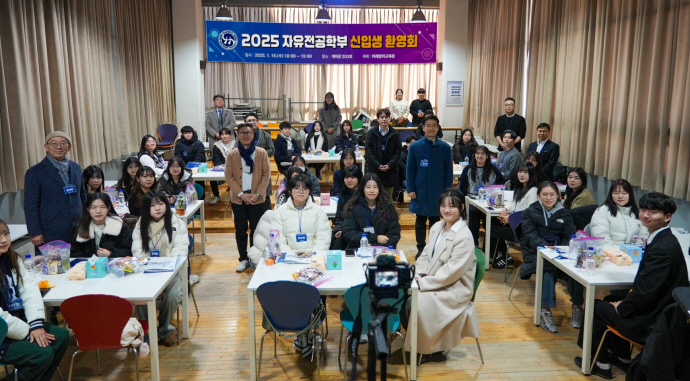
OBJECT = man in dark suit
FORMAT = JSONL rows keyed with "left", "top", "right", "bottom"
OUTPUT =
{"left": 24, "top": 131, "right": 87, "bottom": 250}
{"left": 575, "top": 192, "right": 689, "bottom": 379}
{"left": 526, "top": 122, "right": 560, "bottom": 180}
{"left": 204, "top": 94, "right": 236, "bottom": 147}
{"left": 493, "top": 97, "right": 527, "bottom": 152}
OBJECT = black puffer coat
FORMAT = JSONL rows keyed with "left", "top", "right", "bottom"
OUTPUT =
{"left": 519, "top": 201, "right": 576, "bottom": 279}
{"left": 341, "top": 197, "right": 401, "bottom": 250}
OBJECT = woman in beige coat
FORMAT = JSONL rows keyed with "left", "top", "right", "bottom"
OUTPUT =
{"left": 405, "top": 188, "right": 480, "bottom": 361}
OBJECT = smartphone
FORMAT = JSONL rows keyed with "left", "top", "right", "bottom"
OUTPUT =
{"left": 345, "top": 249, "right": 355, "bottom": 257}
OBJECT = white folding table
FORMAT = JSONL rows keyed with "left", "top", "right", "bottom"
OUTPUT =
{"left": 533, "top": 247, "right": 638, "bottom": 375}
{"left": 246, "top": 253, "right": 420, "bottom": 380}
{"left": 42, "top": 256, "right": 189, "bottom": 381}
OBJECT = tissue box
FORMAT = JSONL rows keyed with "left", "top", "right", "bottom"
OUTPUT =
{"left": 320, "top": 194, "right": 331, "bottom": 205}
{"left": 86, "top": 257, "right": 108, "bottom": 278}
{"left": 326, "top": 250, "right": 342, "bottom": 270}
{"left": 198, "top": 163, "right": 208, "bottom": 173}
{"left": 620, "top": 244, "right": 644, "bottom": 263}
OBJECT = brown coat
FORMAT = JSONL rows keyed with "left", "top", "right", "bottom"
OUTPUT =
{"left": 224, "top": 146, "right": 270, "bottom": 205}
{"left": 405, "top": 219, "right": 480, "bottom": 354}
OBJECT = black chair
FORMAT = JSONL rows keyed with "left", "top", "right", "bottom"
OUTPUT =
{"left": 569, "top": 204, "right": 598, "bottom": 231}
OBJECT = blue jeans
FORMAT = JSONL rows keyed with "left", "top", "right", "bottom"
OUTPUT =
{"left": 542, "top": 270, "right": 584, "bottom": 308}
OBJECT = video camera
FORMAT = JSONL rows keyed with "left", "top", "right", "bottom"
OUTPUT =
{"left": 366, "top": 254, "right": 414, "bottom": 303}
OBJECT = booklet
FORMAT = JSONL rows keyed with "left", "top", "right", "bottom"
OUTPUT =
{"left": 144, "top": 257, "right": 180, "bottom": 273}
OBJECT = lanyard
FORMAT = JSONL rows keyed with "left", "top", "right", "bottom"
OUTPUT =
{"left": 151, "top": 230, "right": 166, "bottom": 250}
{"left": 296, "top": 205, "right": 305, "bottom": 233}
{"left": 360, "top": 201, "right": 375, "bottom": 227}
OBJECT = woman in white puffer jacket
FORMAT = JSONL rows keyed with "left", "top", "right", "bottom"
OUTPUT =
{"left": 271, "top": 173, "right": 331, "bottom": 252}
{"left": 590, "top": 179, "right": 648, "bottom": 245}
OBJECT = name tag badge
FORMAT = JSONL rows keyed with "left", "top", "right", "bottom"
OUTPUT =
{"left": 150, "top": 249, "right": 161, "bottom": 257}
{"left": 364, "top": 227, "right": 375, "bottom": 234}
{"left": 420, "top": 159, "right": 429, "bottom": 167}
{"left": 8, "top": 297, "right": 23, "bottom": 312}
{"left": 296, "top": 233, "right": 307, "bottom": 242}
{"left": 63, "top": 185, "right": 77, "bottom": 195}
{"left": 417, "top": 109, "right": 422, "bottom": 113}
{"left": 381, "top": 145, "right": 386, "bottom": 151}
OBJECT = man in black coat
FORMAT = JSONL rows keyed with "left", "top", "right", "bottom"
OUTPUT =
{"left": 409, "top": 88, "right": 433, "bottom": 126}
{"left": 526, "top": 122, "right": 560, "bottom": 180}
{"left": 493, "top": 97, "right": 527, "bottom": 152}
{"left": 365, "top": 109, "right": 402, "bottom": 198}
{"left": 575, "top": 192, "right": 689, "bottom": 379}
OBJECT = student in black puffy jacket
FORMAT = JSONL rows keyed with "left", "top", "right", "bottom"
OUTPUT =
{"left": 174, "top": 126, "right": 206, "bottom": 165}
{"left": 331, "top": 165, "right": 363, "bottom": 250}
{"left": 335, "top": 120, "right": 359, "bottom": 153}
{"left": 341, "top": 173, "right": 401, "bottom": 250}
{"left": 520, "top": 181, "right": 581, "bottom": 334}
{"left": 71, "top": 193, "right": 132, "bottom": 258}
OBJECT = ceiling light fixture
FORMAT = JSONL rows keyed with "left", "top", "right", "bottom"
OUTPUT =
{"left": 411, "top": 0, "right": 426, "bottom": 23}
{"left": 215, "top": 0, "right": 233, "bottom": 21}
{"left": 315, "top": 0, "right": 332, "bottom": 23}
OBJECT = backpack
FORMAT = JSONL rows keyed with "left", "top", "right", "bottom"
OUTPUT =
{"left": 552, "top": 162, "right": 568, "bottom": 183}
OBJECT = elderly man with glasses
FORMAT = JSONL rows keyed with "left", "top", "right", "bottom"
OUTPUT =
{"left": 24, "top": 131, "right": 87, "bottom": 252}
{"left": 224, "top": 123, "right": 271, "bottom": 272}
{"left": 494, "top": 97, "right": 527, "bottom": 152}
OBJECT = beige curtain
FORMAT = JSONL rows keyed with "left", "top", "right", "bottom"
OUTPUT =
{"left": 203, "top": 6, "right": 438, "bottom": 122}
{"left": 0, "top": 0, "right": 176, "bottom": 193}
{"left": 526, "top": 0, "right": 690, "bottom": 200}
{"left": 464, "top": 0, "right": 529, "bottom": 139}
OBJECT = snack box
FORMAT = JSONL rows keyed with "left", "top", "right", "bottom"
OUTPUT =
{"left": 326, "top": 250, "right": 342, "bottom": 270}
{"left": 619, "top": 244, "right": 644, "bottom": 263}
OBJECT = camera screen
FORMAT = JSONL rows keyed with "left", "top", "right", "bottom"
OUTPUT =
{"left": 374, "top": 270, "right": 399, "bottom": 288}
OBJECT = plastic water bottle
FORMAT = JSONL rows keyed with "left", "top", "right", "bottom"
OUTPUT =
{"left": 464, "top": 155, "right": 469, "bottom": 163}
{"left": 268, "top": 230, "right": 281, "bottom": 261}
{"left": 478, "top": 186, "right": 486, "bottom": 200}
{"left": 118, "top": 190, "right": 125, "bottom": 205}
{"left": 24, "top": 254, "right": 37, "bottom": 282}
{"left": 359, "top": 234, "right": 370, "bottom": 257}
{"left": 568, "top": 235, "right": 578, "bottom": 260}
{"left": 263, "top": 246, "right": 274, "bottom": 265}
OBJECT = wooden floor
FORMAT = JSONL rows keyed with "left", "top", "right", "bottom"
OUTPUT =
{"left": 31, "top": 171, "right": 620, "bottom": 381}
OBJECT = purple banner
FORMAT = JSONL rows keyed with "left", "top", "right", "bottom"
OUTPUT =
{"left": 206, "top": 21, "right": 437, "bottom": 65}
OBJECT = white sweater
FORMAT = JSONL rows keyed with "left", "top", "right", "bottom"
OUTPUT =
{"left": 271, "top": 198, "right": 331, "bottom": 252}
{"left": 590, "top": 205, "right": 648, "bottom": 245}
{"left": 513, "top": 187, "right": 539, "bottom": 212}
{"left": 132, "top": 215, "right": 190, "bottom": 257}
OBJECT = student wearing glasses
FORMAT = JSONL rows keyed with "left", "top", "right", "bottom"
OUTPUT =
{"left": 271, "top": 173, "right": 331, "bottom": 252}
{"left": 225, "top": 123, "right": 271, "bottom": 272}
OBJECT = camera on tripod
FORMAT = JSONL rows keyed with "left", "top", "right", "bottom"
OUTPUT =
{"left": 366, "top": 255, "right": 414, "bottom": 302}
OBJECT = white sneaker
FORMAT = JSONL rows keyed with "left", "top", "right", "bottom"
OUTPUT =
{"left": 209, "top": 196, "right": 220, "bottom": 205}
{"left": 541, "top": 308, "right": 558, "bottom": 333}
{"left": 236, "top": 260, "right": 250, "bottom": 273}
{"left": 571, "top": 304, "right": 584, "bottom": 329}
{"left": 189, "top": 274, "right": 200, "bottom": 285}
{"left": 359, "top": 333, "right": 368, "bottom": 343}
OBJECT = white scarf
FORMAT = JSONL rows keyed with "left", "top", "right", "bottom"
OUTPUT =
{"left": 148, "top": 219, "right": 169, "bottom": 255}
{"left": 310, "top": 132, "right": 324, "bottom": 152}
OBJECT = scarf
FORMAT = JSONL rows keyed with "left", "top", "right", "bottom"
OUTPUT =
{"left": 238, "top": 139, "right": 257, "bottom": 173}
{"left": 142, "top": 151, "right": 164, "bottom": 169}
{"left": 284, "top": 135, "right": 293, "bottom": 151}
{"left": 47, "top": 154, "right": 70, "bottom": 186}
{"left": 148, "top": 219, "right": 169, "bottom": 255}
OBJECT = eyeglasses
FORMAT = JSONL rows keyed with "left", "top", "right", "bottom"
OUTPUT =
{"left": 238, "top": 131, "right": 254, "bottom": 136}
{"left": 540, "top": 193, "right": 558, "bottom": 199}
{"left": 504, "top": 103, "right": 515, "bottom": 107}
{"left": 48, "top": 141, "right": 70, "bottom": 148}
{"left": 292, "top": 187, "right": 309, "bottom": 193}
